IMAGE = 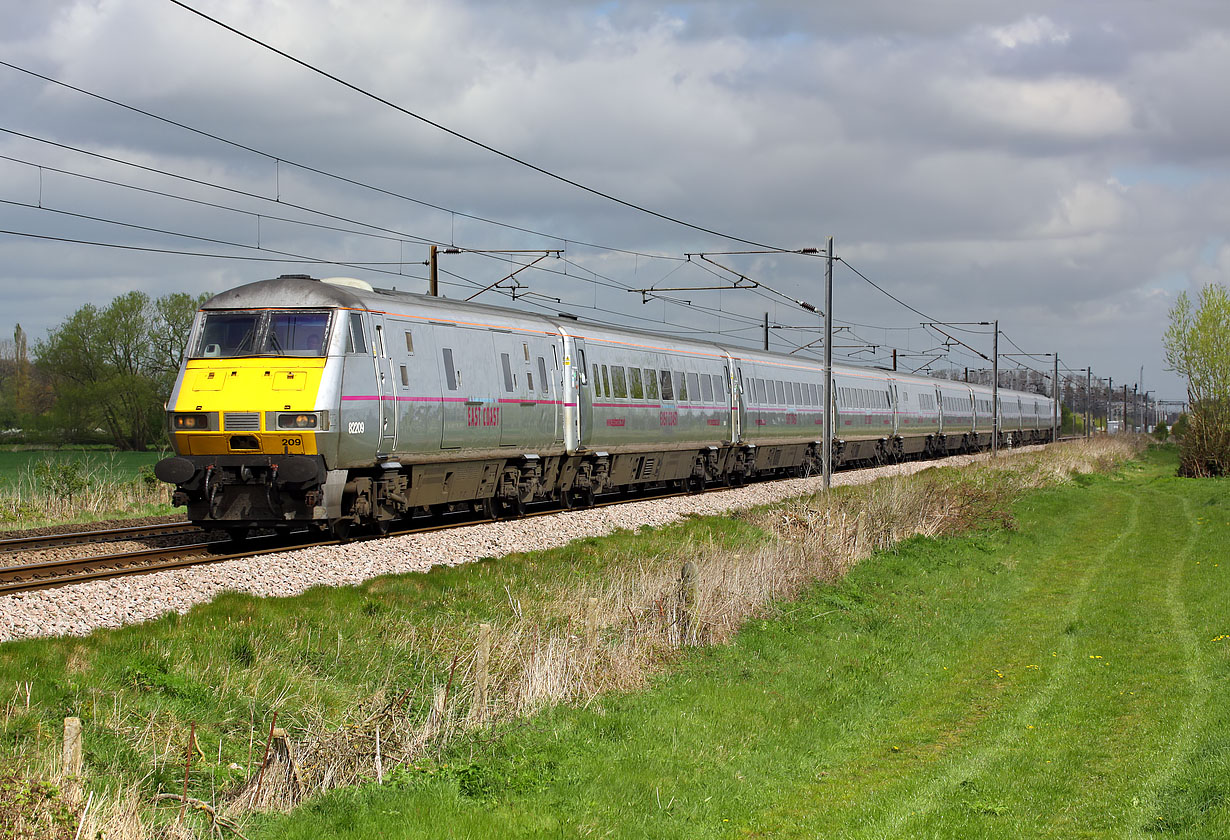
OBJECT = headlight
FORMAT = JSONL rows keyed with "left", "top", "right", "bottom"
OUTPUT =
{"left": 277, "top": 412, "right": 319, "bottom": 429}
{"left": 173, "top": 413, "right": 210, "bottom": 430}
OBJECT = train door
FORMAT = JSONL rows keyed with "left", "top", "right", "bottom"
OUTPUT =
{"left": 725, "top": 355, "right": 742, "bottom": 444}
{"left": 550, "top": 343, "right": 564, "bottom": 445}
{"left": 371, "top": 315, "right": 397, "bottom": 452}
{"left": 338, "top": 310, "right": 380, "bottom": 466}
{"left": 888, "top": 380, "right": 900, "bottom": 435}
{"left": 572, "top": 336, "right": 592, "bottom": 449}
{"left": 438, "top": 326, "right": 500, "bottom": 451}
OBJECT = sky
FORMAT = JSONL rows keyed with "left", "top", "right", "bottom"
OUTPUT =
{"left": 4, "top": 0, "right": 1229, "bottom": 402}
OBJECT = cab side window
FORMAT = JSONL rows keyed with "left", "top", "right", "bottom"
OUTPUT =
{"left": 347, "top": 312, "right": 367, "bottom": 354}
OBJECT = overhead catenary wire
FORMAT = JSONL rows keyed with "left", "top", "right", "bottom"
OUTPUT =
{"left": 0, "top": 59, "right": 684, "bottom": 263}
{"left": 165, "top": 0, "right": 798, "bottom": 253}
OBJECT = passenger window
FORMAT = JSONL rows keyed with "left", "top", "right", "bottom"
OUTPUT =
{"left": 400, "top": 365, "right": 409, "bottom": 387}
{"left": 348, "top": 313, "right": 367, "bottom": 354}
{"left": 644, "top": 369, "right": 659, "bottom": 400}
{"left": 601, "top": 365, "right": 611, "bottom": 397}
{"left": 700, "top": 374, "right": 713, "bottom": 402}
{"left": 537, "top": 357, "right": 549, "bottom": 393}
{"left": 592, "top": 364, "right": 602, "bottom": 396}
{"left": 792, "top": 383, "right": 802, "bottom": 404}
{"left": 675, "top": 371, "right": 688, "bottom": 401}
{"left": 501, "top": 353, "right": 514, "bottom": 392}
{"left": 687, "top": 373, "right": 701, "bottom": 402}
{"left": 442, "top": 348, "right": 457, "bottom": 390}
{"left": 755, "top": 379, "right": 765, "bottom": 403}
{"left": 713, "top": 374, "right": 725, "bottom": 402}
{"left": 612, "top": 366, "right": 628, "bottom": 398}
{"left": 660, "top": 370, "right": 674, "bottom": 401}
{"left": 404, "top": 331, "right": 414, "bottom": 354}
{"left": 527, "top": 372, "right": 535, "bottom": 392}
{"left": 629, "top": 368, "right": 644, "bottom": 399}
{"left": 523, "top": 342, "right": 530, "bottom": 361}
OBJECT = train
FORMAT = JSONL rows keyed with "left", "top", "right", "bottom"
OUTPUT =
{"left": 153, "top": 274, "right": 1055, "bottom": 538}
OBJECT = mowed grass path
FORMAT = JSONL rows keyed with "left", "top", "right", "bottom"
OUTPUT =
{"left": 258, "top": 448, "right": 1230, "bottom": 839}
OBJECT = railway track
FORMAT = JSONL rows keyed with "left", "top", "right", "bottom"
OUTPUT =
{"left": 0, "top": 441, "right": 1063, "bottom": 597}
{"left": 0, "top": 483, "right": 701, "bottom": 596}
{"left": 0, "top": 521, "right": 199, "bottom": 554}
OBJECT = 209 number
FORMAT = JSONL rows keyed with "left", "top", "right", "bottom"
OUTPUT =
{"left": 347, "top": 421, "right": 366, "bottom": 435}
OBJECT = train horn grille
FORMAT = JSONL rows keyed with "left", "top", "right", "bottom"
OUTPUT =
{"left": 223, "top": 412, "right": 261, "bottom": 431}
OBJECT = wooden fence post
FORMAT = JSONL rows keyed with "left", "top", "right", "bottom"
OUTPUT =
{"left": 62, "top": 717, "right": 83, "bottom": 805}
{"left": 473, "top": 623, "right": 491, "bottom": 721}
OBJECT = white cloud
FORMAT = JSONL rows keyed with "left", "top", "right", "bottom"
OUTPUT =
{"left": 986, "top": 15, "right": 1071, "bottom": 49}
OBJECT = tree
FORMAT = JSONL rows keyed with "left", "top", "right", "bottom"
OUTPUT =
{"left": 1163, "top": 284, "right": 1230, "bottom": 476}
{"left": 34, "top": 291, "right": 208, "bottom": 450}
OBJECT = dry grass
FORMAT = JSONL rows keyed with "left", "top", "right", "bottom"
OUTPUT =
{"left": 206, "top": 436, "right": 1145, "bottom": 824}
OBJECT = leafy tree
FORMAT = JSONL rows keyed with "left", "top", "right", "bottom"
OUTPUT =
{"left": 1163, "top": 284, "right": 1230, "bottom": 476}
{"left": 34, "top": 291, "right": 209, "bottom": 450}
{"left": 1153, "top": 421, "right": 1170, "bottom": 441}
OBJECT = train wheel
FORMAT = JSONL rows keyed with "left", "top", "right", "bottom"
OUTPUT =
{"left": 574, "top": 486, "right": 595, "bottom": 508}
{"left": 499, "top": 496, "right": 526, "bottom": 519}
{"left": 374, "top": 518, "right": 391, "bottom": 536}
{"left": 559, "top": 488, "right": 575, "bottom": 511}
{"left": 685, "top": 475, "right": 705, "bottom": 495}
{"left": 478, "top": 497, "right": 499, "bottom": 520}
{"left": 331, "top": 519, "right": 352, "bottom": 542}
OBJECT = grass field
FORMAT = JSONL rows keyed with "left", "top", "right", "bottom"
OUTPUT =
{"left": 248, "top": 445, "right": 1230, "bottom": 839}
{"left": 0, "top": 449, "right": 162, "bottom": 490}
{"left": 0, "top": 448, "right": 171, "bottom": 527}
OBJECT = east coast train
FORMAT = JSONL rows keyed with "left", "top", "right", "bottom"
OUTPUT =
{"left": 154, "top": 275, "right": 1055, "bottom": 537}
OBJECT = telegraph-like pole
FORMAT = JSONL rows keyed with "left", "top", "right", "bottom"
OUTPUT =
{"left": 1085, "top": 368, "right": 1092, "bottom": 438}
{"left": 1107, "top": 377, "right": 1113, "bottom": 433}
{"left": 428, "top": 245, "right": 439, "bottom": 296}
{"left": 822, "top": 236, "right": 834, "bottom": 491}
{"left": 991, "top": 320, "right": 999, "bottom": 458}
{"left": 763, "top": 313, "right": 769, "bottom": 351}
{"left": 1052, "top": 353, "right": 1059, "bottom": 442}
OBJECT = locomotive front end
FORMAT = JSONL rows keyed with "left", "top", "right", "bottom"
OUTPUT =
{"left": 155, "top": 297, "right": 341, "bottom": 532}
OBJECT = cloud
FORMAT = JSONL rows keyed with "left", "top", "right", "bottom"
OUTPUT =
{"left": 2, "top": 0, "right": 1229, "bottom": 398}
{"left": 985, "top": 15, "right": 1071, "bottom": 49}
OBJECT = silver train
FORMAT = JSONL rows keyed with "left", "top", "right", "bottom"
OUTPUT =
{"left": 154, "top": 275, "right": 1054, "bottom": 536}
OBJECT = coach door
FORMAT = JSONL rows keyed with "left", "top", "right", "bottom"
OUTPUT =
{"left": 371, "top": 315, "right": 397, "bottom": 452}
{"left": 572, "top": 336, "right": 592, "bottom": 449}
{"left": 339, "top": 310, "right": 381, "bottom": 466}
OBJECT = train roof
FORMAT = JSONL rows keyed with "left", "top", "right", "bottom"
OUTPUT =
{"left": 203, "top": 275, "right": 1048, "bottom": 403}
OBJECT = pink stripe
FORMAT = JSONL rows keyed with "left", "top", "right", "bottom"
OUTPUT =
{"left": 496, "top": 398, "right": 565, "bottom": 406}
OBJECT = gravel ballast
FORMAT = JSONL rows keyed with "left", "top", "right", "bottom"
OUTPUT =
{"left": 0, "top": 449, "right": 1029, "bottom": 643}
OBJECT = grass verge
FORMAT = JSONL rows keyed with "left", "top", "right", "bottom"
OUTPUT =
{"left": 0, "top": 439, "right": 1155, "bottom": 837}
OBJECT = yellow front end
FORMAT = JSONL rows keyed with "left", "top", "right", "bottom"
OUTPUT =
{"left": 168, "top": 358, "right": 328, "bottom": 455}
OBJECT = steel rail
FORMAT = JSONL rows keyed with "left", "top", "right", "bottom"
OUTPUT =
{"left": 0, "top": 521, "right": 196, "bottom": 554}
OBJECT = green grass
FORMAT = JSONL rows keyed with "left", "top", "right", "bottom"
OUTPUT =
{"left": 246, "top": 446, "right": 1230, "bottom": 839}
{"left": 0, "top": 448, "right": 173, "bottom": 527}
{"left": 0, "top": 449, "right": 161, "bottom": 490}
